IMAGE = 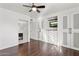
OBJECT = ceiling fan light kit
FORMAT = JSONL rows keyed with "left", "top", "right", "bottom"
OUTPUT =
{"left": 23, "top": 3, "right": 45, "bottom": 13}
{"left": 32, "top": 7, "right": 37, "bottom": 11}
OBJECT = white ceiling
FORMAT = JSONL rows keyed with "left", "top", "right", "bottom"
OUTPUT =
{"left": 0, "top": 3, "right": 47, "bottom": 19}
{"left": 40, "top": 3, "right": 79, "bottom": 17}
{"left": 0, "top": 3, "right": 79, "bottom": 18}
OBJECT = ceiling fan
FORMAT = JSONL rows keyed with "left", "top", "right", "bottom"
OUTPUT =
{"left": 23, "top": 3, "right": 45, "bottom": 13}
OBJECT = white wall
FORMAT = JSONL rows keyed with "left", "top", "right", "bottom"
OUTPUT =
{"left": 0, "top": 8, "right": 30, "bottom": 50}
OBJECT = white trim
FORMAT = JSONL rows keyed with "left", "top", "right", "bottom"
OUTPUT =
{"left": 62, "top": 44, "right": 79, "bottom": 51}
{"left": 39, "top": 39, "right": 79, "bottom": 51}
{"left": 0, "top": 43, "right": 18, "bottom": 50}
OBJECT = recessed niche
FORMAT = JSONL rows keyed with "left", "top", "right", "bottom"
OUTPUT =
{"left": 48, "top": 16, "right": 58, "bottom": 31}
{"left": 18, "top": 33, "right": 23, "bottom": 40}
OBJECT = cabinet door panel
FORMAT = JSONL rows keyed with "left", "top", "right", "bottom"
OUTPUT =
{"left": 63, "top": 32, "right": 67, "bottom": 45}
{"left": 63, "top": 16, "right": 68, "bottom": 29}
{"left": 73, "top": 14, "right": 79, "bottom": 29}
{"left": 73, "top": 33, "right": 79, "bottom": 48}
{"left": 72, "top": 13, "right": 79, "bottom": 49}
{"left": 62, "top": 15, "right": 71, "bottom": 46}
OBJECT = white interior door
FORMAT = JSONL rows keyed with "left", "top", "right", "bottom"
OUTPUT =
{"left": 71, "top": 12, "right": 79, "bottom": 50}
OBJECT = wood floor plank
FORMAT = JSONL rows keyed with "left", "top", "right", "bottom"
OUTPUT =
{"left": 0, "top": 39, "right": 79, "bottom": 56}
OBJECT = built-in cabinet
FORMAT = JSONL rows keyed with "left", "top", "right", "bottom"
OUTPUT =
{"left": 41, "top": 7, "right": 79, "bottom": 51}
{"left": 71, "top": 13, "right": 79, "bottom": 50}
{"left": 47, "top": 31, "right": 58, "bottom": 45}
{"left": 47, "top": 16, "right": 58, "bottom": 45}
{"left": 60, "top": 10, "right": 79, "bottom": 50}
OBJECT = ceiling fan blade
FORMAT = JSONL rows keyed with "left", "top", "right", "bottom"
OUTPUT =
{"left": 36, "top": 5, "right": 45, "bottom": 8}
{"left": 23, "top": 5, "right": 32, "bottom": 8}
{"left": 37, "top": 9, "right": 40, "bottom": 13}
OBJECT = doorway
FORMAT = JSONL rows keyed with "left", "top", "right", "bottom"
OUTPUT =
{"left": 18, "top": 20, "right": 29, "bottom": 44}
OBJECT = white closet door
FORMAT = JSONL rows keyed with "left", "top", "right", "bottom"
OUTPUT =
{"left": 62, "top": 15, "right": 71, "bottom": 47}
{"left": 71, "top": 12, "right": 79, "bottom": 50}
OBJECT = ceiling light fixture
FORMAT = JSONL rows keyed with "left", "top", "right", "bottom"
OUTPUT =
{"left": 32, "top": 7, "right": 37, "bottom": 11}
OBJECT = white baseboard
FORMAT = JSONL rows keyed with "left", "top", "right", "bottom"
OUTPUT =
{"left": 62, "top": 45, "right": 79, "bottom": 51}
{"left": 19, "top": 39, "right": 79, "bottom": 51}
{"left": 39, "top": 39, "right": 79, "bottom": 51}
{"left": 39, "top": 39, "right": 59, "bottom": 46}
{"left": 19, "top": 40, "right": 29, "bottom": 44}
{"left": 0, "top": 43, "right": 18, "bottom": 50}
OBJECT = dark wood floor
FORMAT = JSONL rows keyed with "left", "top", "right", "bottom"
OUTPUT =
{"left": 0, "top": 39, "right": 79, "bottom": 56}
